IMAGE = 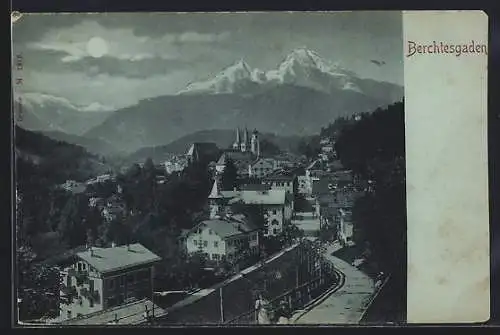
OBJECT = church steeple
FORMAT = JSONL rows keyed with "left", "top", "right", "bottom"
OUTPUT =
{"left": 232, "top": 128, "right": 241, "bottom": 150}
{"left": 241, "top": 127, "right": 249, "bottom": 152}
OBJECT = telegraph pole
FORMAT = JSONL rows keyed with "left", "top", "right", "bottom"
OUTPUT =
{"left": 219, "top": 286, "right": 224, "bottom": 323}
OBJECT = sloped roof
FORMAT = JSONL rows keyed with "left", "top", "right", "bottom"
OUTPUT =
{"left": 186, "top": 142, "right": 219, "bottom": 158}
{"left": 216, "top": 150, "right": 254, "bottom": 165}
{"left": 192, "top": 217, "right": 258, "bottom": 239}
{"left": 229, "top": 189, "right": 286, "bottom": 205}
{"left": 263, "top": 171, "right": 296, "bottom": 182}
{"left": 208, "top": 179, "right": 221, "bottom": 198}
{"left": 240, "top": 183, "right": 272, "bottom": 191}
{"left": 77, "top": 243, "right": 161, "bottom": 275}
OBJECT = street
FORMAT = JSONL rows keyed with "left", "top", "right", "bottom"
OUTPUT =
{"left": 292, "top": 243, "right": 375, "bottom": 324}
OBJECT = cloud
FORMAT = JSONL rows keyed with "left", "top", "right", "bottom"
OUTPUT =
{"left": 22, "top": 69, "right": 193, "bottom": 109}
{"left": 26, "top": 20, "right": 231, "bottom": 63}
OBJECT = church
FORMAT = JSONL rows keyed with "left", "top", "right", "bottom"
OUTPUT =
{"left": 232, "top": 127, "right": 260, "bottom": 156}
{"left": 215, "top": 127, "right": 261, "bottom": 177}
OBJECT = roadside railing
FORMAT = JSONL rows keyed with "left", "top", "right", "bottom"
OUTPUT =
{"left": 224, "top": 265, "right": 337, "bottom": 325}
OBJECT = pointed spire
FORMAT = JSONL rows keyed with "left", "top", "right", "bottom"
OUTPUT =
{"left": 209, "top": 178, "right": 221, "bottom": 198}
{"left": 243, "top": 127, "right": 249, "bottom": 143}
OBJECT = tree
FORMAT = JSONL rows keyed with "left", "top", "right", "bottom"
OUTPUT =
{"left": 221, "top": 158, "right": 238, "bottom": 191}
{"left": 17, "top": 245, "right": 60, "bottom": 321}
{"left": 260, "top": 139, "right": 281, "bottom": 156}
{"left": 335, "top": 100, "right": 406, "bottom": 322}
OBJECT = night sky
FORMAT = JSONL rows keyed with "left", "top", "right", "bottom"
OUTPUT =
{"left": 12, "top": 11, "right": 403, "bottom": 110}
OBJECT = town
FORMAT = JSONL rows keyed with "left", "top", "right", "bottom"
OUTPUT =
{"left": 16, "top": 101, "right": 406, "bottom": 325}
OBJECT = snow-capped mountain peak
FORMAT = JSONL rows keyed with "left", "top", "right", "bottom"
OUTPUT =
{"left": 178, "top": 48, "right": 364, "bottom": 95}
{"left": 19, "top": 92, "right": 115, "bottom": 112}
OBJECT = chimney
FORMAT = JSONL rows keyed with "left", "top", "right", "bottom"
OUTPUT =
{"left": 127, "top": 243, "right": 131, "bottom": 251}
{"left": 90, "top": 247, "right": 94, "bottom": 257}
{"left": 111, "top": 241, "right": 116, "bottom": 248}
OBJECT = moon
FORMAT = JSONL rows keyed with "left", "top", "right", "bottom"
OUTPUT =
{"left": 86, "top": 37, "right": 108, "bottom": 58}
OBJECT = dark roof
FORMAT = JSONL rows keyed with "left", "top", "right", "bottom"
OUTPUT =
{"left": 186, "top": 142, "right": 220, "bottom": 160}
{"left": 217, "top": 150, "right": 255, "bottom": 165}
{"left": 312, "top": 179, "right": 331, "bottom": 195}
{"left": 77, "top": 243, "right": 161, "bottom": 274}
{"left": 193, "top": 216, "right": 258, "bottom": 239}
{"left": 263, "top": 170, "right": 297, "bottom": 181}
{"left": 240, "top": 183, "right": 272, "bottom": 191}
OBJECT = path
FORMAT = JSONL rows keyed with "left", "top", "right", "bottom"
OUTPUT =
{"left": 292, "top": 211, "right": 320, "bottom": 236}
{"left": 292, "top": 243, "right": 375, "bottom": 324}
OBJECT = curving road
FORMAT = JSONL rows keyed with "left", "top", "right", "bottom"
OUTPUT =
{"left": 292, "top": 243, "right": 375, "bottom": 324}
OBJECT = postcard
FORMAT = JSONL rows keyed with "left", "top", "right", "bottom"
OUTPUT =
{"left": 11, "top": 10, "right": 489, "bottom": 326}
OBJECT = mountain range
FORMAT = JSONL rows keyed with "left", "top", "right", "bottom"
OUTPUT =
{"left": 16, "top": 93, "right": 114, "bottom": 136}
{"left": 16, "top": 48, "right": 403, "bottom": 156}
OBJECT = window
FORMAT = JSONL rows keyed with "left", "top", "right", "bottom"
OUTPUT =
{"left": 107, "top": 279, "right": 115, "bottom": 290}
{"left": 193, "top": 240, "right": 198, "bottom": 246}
{"left": 119, "top": 276, "right": 125, "bottom": 287}
{"left": 227, "top": 240, "right": 232, "bottom": 246}
{"left": 273, "top": 228, "right": 278, "bottom": 235}
{"left": 212, "top": 254, "right": 219, "bottom": 261}
{"left": 214, "top": 241, "right": 219, "bottom": 248}
{"left": 272, "top": 209, "right": 277, "bottom": 215}
{"left": 77, "top": 263, "right": 82, "bottom": 271}
{"left": 89, "top": 279, "right": 94, "bottom": 292}
{"left": 82, "top": 263, "right": 87, "bottom": 271}
{"left": 67, "top": 311, "right": 72, "bottom": 319}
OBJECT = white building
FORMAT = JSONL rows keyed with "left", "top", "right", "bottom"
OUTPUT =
{"left": 58, "top": 244, "right": 161, "bottom": 322}
{"left": 184, "top": 215, "right": 260, "bottom": 262}
{"left": 208, "top": 179, "right": 293, "bottom": 236}
{"left": 248, "top": 158, "right": 277, "bottom": 178}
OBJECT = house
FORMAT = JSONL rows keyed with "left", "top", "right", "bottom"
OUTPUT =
{"left": 163, "top": 156, "right": 188, "bottom": 174}
{"left": 59, "top": 243, "right": 161, "bottom": 322}
{"left": 184, "top": 215, "right": 260, "bottom": 263}
{"left": 86, "top": 174, "right": 115, "bottom": 186}
{"left": 297, "top": 176, "right": 309, "bottom": 195}
{"left": 185, "top": 142, "right": 220, "bottom": 164}
{"left": 59, "top": 180, "right": 87, "bottom": 194}
{"left": 248, "top": 157, "right": 277, "bottom": 178}
{"left": 262, "top": 171, "right": 297, "bottom": 197}
{"left": 208, "top": 179, "right": 292, "bottom": 236}
{"left": 240, "top": 183, "right": 272, "bottom": 191}
{"left": 215, "top": 150, "right": 255, "bottom": 177}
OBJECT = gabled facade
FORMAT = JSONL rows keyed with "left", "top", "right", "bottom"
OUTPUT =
{"left": 248, "top": 158, "right": 276, "bottom": 178}
{"left": 184, "top": 216, "right": 260, "bottom": 262}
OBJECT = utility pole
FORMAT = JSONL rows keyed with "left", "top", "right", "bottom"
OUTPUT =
{"left": 219, "top": 286, "right": 224, "bottom": 324}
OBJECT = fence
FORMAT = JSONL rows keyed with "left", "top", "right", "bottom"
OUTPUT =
{"left": 155, "top": 240, "right": 335, "bottom": 325}
{"left": 224, "top": 263, "right": 338, "bottom": 324}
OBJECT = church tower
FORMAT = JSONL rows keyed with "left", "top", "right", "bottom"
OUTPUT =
{"left": 241, "top": 127, "right": 249, "bottom": 152}
{"left": 251, "top": 129, "right": 260, "bottom": 157}
{"left": 232, "top": 128, "right": 241, "bottom": 150}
